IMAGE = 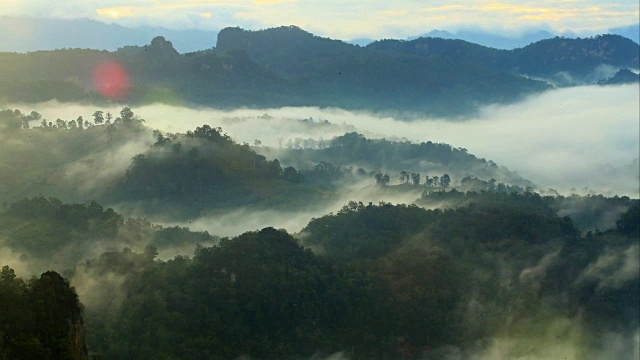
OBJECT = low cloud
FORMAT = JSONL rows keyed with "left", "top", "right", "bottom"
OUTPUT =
{"left": 7, "top": 84, "right": 639, "bottom": 199}
{"left": 577, "top": 243, "right": 640, "bottom": 291}
{"left": 160, "top": 180, "right": 425, "bottom": 238}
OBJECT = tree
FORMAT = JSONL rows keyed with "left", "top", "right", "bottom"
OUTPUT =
{"left": 410, "top": 173, "right": 421, "bottom": 186}
{"left": 27, "top": 111, "right": 41, "bottom": 121}
{"left": 76, "top": 116, "right": 84, "bottom": 130}
{"left": 440, "top": 174, "right": 451, "bottom": 188}
{"left": 375, "top": 172, "right": 390, "bottom": 186}
{"left": 400, "top": 171, "right": 408, "bottom": 184}
{"left": 92, "top": 111, "right": 104, "bottom": 125}
{"left": 120, "top": 107, "right": 134, "bottom": 124}
{"left": 56, "top": 119, "right": 67, "bottom": 129}
{"left": 488, "top": 178, "right": 496, "bottom": 191}
{"left": 283, "top": 166, "right": 301, "bottom": 183}
{"left": 105, "top": 112, "right": 112, "bottom": 124}
{"left": 432, "top": 176, "right": 440, "bottom": 187}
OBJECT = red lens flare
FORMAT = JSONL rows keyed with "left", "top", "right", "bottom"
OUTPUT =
{"left": 93, "top": 60, "right": 131, "bottom": 101}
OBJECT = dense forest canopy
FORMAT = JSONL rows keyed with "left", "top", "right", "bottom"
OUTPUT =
{"left": 1, "top": 194, "right": 637, "bottom": 359}
{"left": 0, "top": 30, "right": 637, "bottom": 358}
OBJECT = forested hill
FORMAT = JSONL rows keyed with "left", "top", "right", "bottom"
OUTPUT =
{"left": 1, "top": 195, "right": 637, "bottom": 359}
{"left": 106, "top": 124, "right": 327, "bottom": 216}
{"left": 0, "top": 26, "right": 637, "bottom": 116}
{"left": 366, "top": 34, "right": 640, "bottom": 85}
{"left": 260, "top": 132, "right": 530, "bottom": 187}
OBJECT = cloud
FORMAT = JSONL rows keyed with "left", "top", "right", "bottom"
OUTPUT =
{"left": 96, "top": 6, "right": 139, "bottom": 19}
{"left": 2, "top": 0, "right": 638, "bottom": 40}
{"left": 9, "top": 84, "right": 638, "bottom": 198}
{"left": 138, "top": 85, "right": 639, "bottom": 197}
{"left": 577, "top": 243, "right": 640, "bottom": 291}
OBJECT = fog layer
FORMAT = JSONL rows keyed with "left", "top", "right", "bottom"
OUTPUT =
{"left": 10, "top": 84, "right": 639, "bottom": 197}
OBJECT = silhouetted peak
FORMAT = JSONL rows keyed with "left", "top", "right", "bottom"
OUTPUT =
{"left": 148, "top": 36, "right": 179, "bottom": 55}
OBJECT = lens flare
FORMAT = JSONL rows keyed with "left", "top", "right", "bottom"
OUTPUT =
{"left": 93, "top": 60, "right": 130, "bottom": 101}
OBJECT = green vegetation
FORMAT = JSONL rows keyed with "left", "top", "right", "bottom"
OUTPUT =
{"left": 2, "top": 193, "right": 634, "bottom": 359}
{"left": 0, "top": 196, "right": 217, "bottom": 271}
{"left": 268, "top": 132, "right": 530, "bottom": 187}
{"left": 0, "top": 107, "right": 153, "bottom": 203}
{"left": 2, "top": 29, "right": 637, "bottom": 116}
{"left": 0, "top": 267, "right": 87, "bottom": 360}
{"left": 0, "top": 106, "right": 638, "bottom": 359}
{"left": 369, "top": 34, "right": 640, "bottom": 85}
{"left": 108, "top": 124, "right": 326, "bottom": 216}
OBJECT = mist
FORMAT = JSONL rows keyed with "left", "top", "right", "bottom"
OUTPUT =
{"left": 10, "top": 84, "right": 638, "bottom": 198}
{"left": 159, "top": 180, "right": 425, "bottom": 238}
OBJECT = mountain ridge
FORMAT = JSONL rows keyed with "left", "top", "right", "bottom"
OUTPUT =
{"left": 0, "top": 25, "right": 638, "bottom": 116}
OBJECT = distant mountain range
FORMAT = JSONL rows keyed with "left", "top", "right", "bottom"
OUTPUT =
{"left": 0, "top": 25, "right": 638, "bottom": 116}
{"left": 0, "top": 16, "right": 218, "bottom": 53}
{"left": 1, "top": 16, "right": 638, "bottom": 53}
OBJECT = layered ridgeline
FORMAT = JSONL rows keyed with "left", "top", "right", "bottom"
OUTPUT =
{"left": 0, "top": 26, "right": 638, "bottom": 116}
{"left": 0, "top": 194, "right": 637, "bottom": 359}
{"left": 367, "top": 34, "right": 640, "bottom": 86}
{"left": 1, "top": 107, "right": 638, "bottom": 359}
{"left": 0, "top": 107, "right": 530, "bottom": 218}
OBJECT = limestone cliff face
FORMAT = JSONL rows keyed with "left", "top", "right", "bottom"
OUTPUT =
{"left": 34, "top": 271, "right": 88, "bottom": 360}
{"left": 68, "top": 303, "right": 88, "bottom": 360}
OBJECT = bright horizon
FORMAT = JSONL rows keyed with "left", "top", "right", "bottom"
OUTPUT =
{"left": 3, "top": 0, "right": 639, "bottom": 41}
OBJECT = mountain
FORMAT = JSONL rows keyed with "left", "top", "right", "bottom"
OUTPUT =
{"left": 610, "top": 24, "right": 640, "bottom": 44}
{"left": 1, "top": 194, "right": 637, "bottom": 359}
{"left": 0, "top": 268, "right": 88, "bottom": 360}
{"left": 212, "top": 26, "right": 549, "bottom": 113}
{"left": 0, "top": 16, "right": 217, "bottom": 53}
{"left": 0, "top": 108, "right": 534, "bottom": 219}
{"left": 1, "top": 103, "right": 638, "bottom": 359}
{"left": 367, "top": 34, "right": 640, "bottom": 86}
{"left": 599, "top": 68, "right": 640, "bottom": 85}
{"left": 261, "top": 132, "right": 531, "bottom": 187}
{"left": 0, "top": 27, "right": 550, "bottom": 116}
{"left": 511, "top": 35, "right": 640, "bottom": 77}
{"left": 0, "top": 26, "right": 638, "bottom": 115}
{"left": 408, "top": 28, "right": 556, "bottom": 49}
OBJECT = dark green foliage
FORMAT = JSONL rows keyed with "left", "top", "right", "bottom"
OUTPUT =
{"left": 273, "top": 132, "right": 530, "bottom": 187}
{"left": 0, "top": 108, "right": 38, "bottom": 130}
{"left": 0, "top": 268, "right": 87, "bottom": 360}
{"left": 74, "top": 192, "right": 640, "bottom": 359}
{"left": 0, "top": 107, "right": 152, "bottom": 204}
{"left": 214, "top": 26, "right": 549, "bottom": 115}
{"left": 1, "top": 196, "right": 123, "bottom": 259}
{"left": 369, "top": 34, "right": 640, "bottom": 84}
{"left": 0, "top": 106, "right": 638, "bottom": 359}
{"left": 1, "top": 192, "right": 637, "bottom": 359}
{"left": 0, "top": 196, "right": 217, "bottom": 271}
{"left": 510, "top": 35, "right": 640, "bottom": 77}
{"left": 89, "top": 229, "right": 356, "bottom": 359}
{"left": 2, "top": 30, "right": 637, "bottom": 114}
{"left": 599, "top": 68, "right": 640, "bottom": 85}
{"left": 302, "top": 202, "right": 436, "bottom": 259}
{"left": 616, "top": 202, "right": 640, "bottom": 235}
{"left": 0, "top": 28, "right": 568, "bottom": 116}
{"left": 109, "top": 125, "right": 319, "bottom": 216}
{"left": 82, "top": 227, "right": 466, "bottom": 359}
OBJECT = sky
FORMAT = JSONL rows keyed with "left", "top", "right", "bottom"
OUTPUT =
{"left": 2, "top": 0, "right": 639, "bottom": 40}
